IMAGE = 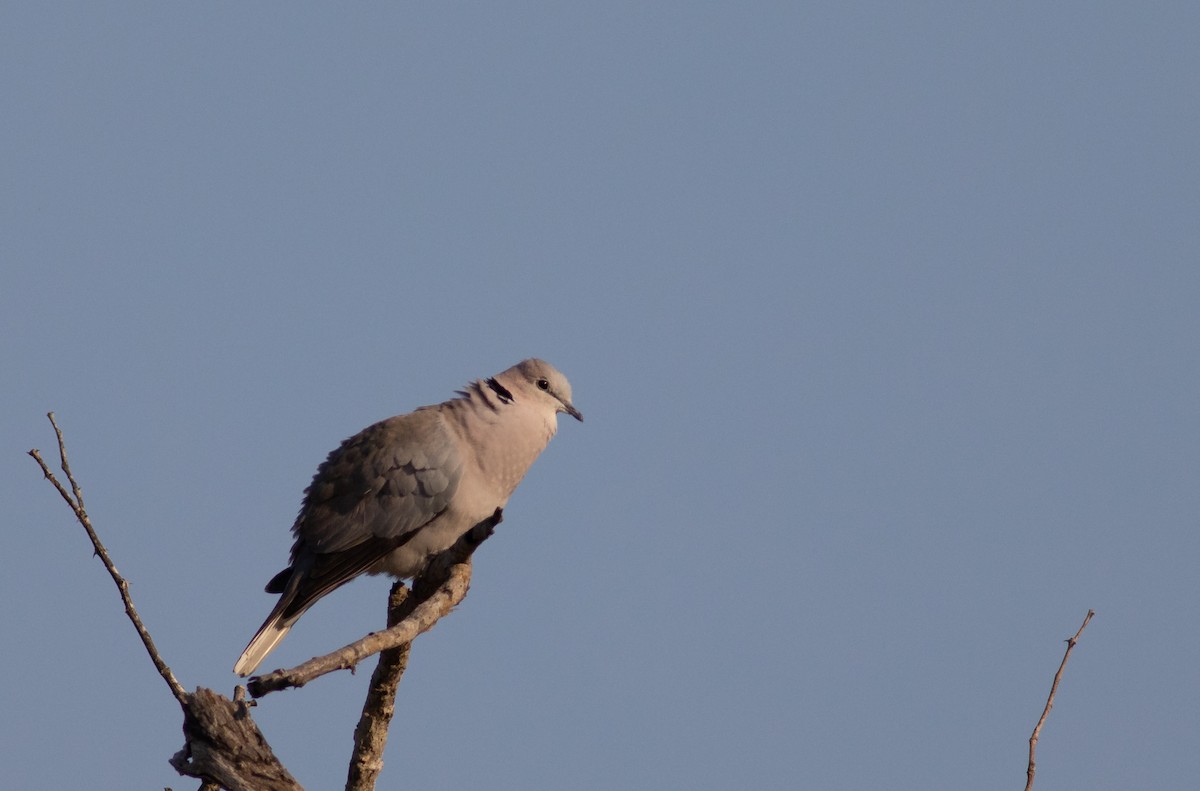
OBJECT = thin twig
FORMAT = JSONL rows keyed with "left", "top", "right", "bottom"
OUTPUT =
{"left": 29, "top": 412, "right": 189, "bottom": 705}
{"left": 31, "top": 413, "right": 300, "bottom": 788}
{"left": 50, "top": 411, "right": 87, "bottom": 512}
{"left": 346, "top": 583, "right": 412, "bottom": 791}
{"left": 1025, "top": 609, "right": 1095, "bottom": 791}
{"left": 247, "top": 509, "right": 501, "bottom": 698}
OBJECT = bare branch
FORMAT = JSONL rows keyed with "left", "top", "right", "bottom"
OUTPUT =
{"left": 170, "top": 687, "right": 302, "bottom": 791}
{"left": 50, "top": 408, "right": 87, "bottom": 511}
{"left": 31, "top": 413, "right": 305, "bottom": 788}
{"left": 246, "top": 508, "right": 501, "bottom": 698}
{"left": 346, "top": 583, "right": 413, "bottom": 791}
{"left": 30, "top": 415, "right": 507, "bottom": 788}
{"left": 29, "top": 412, "right": 189, "bottom": 706}
{"left": 1025, "top": 609, "right": 1095, "bottom": 791}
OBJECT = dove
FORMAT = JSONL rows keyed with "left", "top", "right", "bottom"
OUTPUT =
{"left": 234, "top": 358, "right": 581, "bottom": 676}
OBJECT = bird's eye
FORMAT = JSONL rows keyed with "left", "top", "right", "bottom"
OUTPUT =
{"left": 537, "top": 378, "right": 550, "bottom": 391}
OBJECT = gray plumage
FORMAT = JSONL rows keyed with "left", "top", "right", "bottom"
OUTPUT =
{"left": 233, "top": 358, "right": 581, "bottom": 676}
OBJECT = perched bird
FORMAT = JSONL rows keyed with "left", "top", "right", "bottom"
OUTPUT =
{"left": 233, "top": 358, "right": 581, "bottom": 676}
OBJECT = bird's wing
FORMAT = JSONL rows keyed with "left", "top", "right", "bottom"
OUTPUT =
{"left": 292, "top": 408, "right": 464, "bottom": 556}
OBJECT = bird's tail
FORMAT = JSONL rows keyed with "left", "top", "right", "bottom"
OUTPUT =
{"left": 233, "top": 566, "right": 309, "bottom": 677}
{"left": 232, "top": 551, "right": 375, "bottom": 676}
{"left": 233, "top": 538, "right": 412, "bottom": 676}
{"left": 233, "top": 616, "right": 293, "bottom": 677}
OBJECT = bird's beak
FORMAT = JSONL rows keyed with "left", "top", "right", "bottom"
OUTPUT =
{"left": 562, "top": 402, "right": 584, "bottom": 422}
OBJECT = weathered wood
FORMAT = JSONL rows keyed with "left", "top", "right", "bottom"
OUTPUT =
{"left": 170, "top": 688, "right": 303, "bottom": 791}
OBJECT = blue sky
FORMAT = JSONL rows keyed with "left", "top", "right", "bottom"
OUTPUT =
{"left": 4, "top": 3, "right": 1198, "bottom": 789}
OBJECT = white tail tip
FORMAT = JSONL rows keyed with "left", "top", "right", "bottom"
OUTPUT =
{"left": 233, "top": 620, "right": 292, "bottom": 677}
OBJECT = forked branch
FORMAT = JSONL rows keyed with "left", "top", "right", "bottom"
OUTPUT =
{"left": 30, "top": 414, "right": 502, "bottom": 790}
{"left": 31, "top": 413, "right": 297, "bottom": 790}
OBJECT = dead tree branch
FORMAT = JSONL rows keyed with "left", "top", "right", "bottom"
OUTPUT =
{"left": 30, "top": 413, "right": 297, "bottom": 790}
{"left": 28, "top": 412, "right": 189, "bottom": 706}
{"left": 246, "top": 509, "right": 501, "bottom": 699}
{"left": 346, "top": 583, "right": 413, "bottom": 791}
{"left": 170, "top": 688, "right": 303, "bottom": 791}
{"left": 31, "top": 414, "right": 501, "bottom": 790}
{"left": 1025, "top": 609, "right": 1095, "bottom": 791}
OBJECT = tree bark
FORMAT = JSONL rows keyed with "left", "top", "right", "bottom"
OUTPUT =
{"left": 170, "top": 688, "right": 302, "bottom": 791}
